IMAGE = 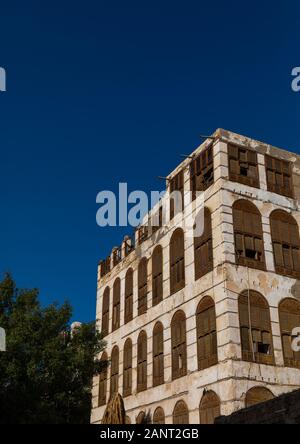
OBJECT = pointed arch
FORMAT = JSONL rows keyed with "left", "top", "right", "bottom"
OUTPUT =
{"left": 279, "top": 298, "right": 300, "bottom": 368}
{"left": 171, "top": 310, "right": 187, "bottom": 380}
{"left": 153, "top": 322, "right": 164, "bottom": 386}
{"left": 124, "top": 268, "right": 133, "bottom": 324}
{"left": 238, "top": 290, "right": 274, "bottom": 365}
{"left": 170, "top": 228, "right": 185, "bottom": 294}
{"left": 233, "top": 199, "right": 265, "bottom": 270}
{"left": 199, "top": 390, "right": 220, "bottom": 424}
{"left": 196, "top": 296, "right": 218, "bottom": 370}
{"left": 270, "top": 210, "right": 300, "bottom": 278}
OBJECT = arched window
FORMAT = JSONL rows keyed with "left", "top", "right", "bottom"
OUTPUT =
{"left": 238, "top": 290, "right": 274, "bottom": 365}
{"left": 153, "top": 407, "right": 165, "bottom": 424}
{"left": 233, "top": 200, "right": 265, "bottom": 270}
{"left": 138, "top": 258, "right": 148, "bottom": 315}
{"left": 194, "top": 208, "right": 213, "bottom": 280}
{"left": 124, "top": 268, "right": 133, "bottom": 324}
{"left": 270, "top": 210, "right": 300, "bottom": 278}
{"left": 112, "top": 278, "right": 120, "bottom": 331}
{"left": 170, "top": 228, "right": 185, "bottom": 294}
{"left": 279, "top": 298, "right": 300, "bottom": 368}
{"left": 137, "top": 331, "right": 147, "bottom": 392}
{"left": 171, "top": 310, "right": 187, "bottom": 380}
{"left": 245, "top": 386, "right": 274, "bottom": 407}
{"left": 173, "top": 400, "right": 189, "bottom": 424}
{"left": 98, "top": 352, "right": 108, "bottom": 406}
{"left": 102, "top": 287, "right": 110, "bottom": 337}
{"left": 152, "top": 245, "right": 163, "bottom": 306}
{"left": 110, "top": 346, "right": 119, "bottom": 397}
{"left": 199, "top": 391, "right": 220, "bottom": 424}
{"left": 123, "top": 338, "right": 132, "bottom": 397}
{"left": 153, "top": 322, "right": 164, "bottom": 386}
{"left": 196, "top": 296, "right": 218, "bottom": 370}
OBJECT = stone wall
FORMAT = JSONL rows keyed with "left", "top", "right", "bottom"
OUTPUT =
{"left": 91, "top": 129, "right": 300, "bottom": 424}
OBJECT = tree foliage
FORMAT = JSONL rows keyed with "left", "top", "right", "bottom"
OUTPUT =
{"left": 0, "top": 273, "right": 107, "bottom": 424}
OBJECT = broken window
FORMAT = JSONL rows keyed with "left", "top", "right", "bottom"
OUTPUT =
{"left": 138, "top": 225, "right": 149, "bottom": 244}
{"left": 190, "top": 145, "right": 214, "bottom": 200}
{"left": 138, "top": 258, "right": 148, "bottom": 315}
{"left": 124, "top": 268, "right": 133, "bottom": 324}
{"left": 101, "top": 287, "right": 110, "bottom": 337}
{"left": 199, "top": 391, "right": 220, "bottom": 424}
{"left": 112, "top": 278, "right": 120, "bottom": 332}
{"left": 137, "top": 331, "right": 147, "bottom": 392}
{"left": 196, "top": 296, "right": 218, "bottom": 370}
{"left": 265, "top": 155, "right": 293, "bottom": 198}
{"left": 123, "top": 339, "right": 132, "bottom": 397}
{"left": 270, "top": 210, "right": 300, "bottom": 278}
{"left": 100, "top": 256, "right": 111, "bottom": 277}
{"left": 170, "top": 170, "right": 184, "bottom": 220}
{"left": 170, "top": 228, "right": 185, "bottom": 294}
{"left": 112, "top": 247, "right": 122, "bottom": 267}
{"left": 238, "top": 290, "right": 274, "bottom": 365}
{"left": 152, "top": 245, "right": 163, "bottom": 306}
{"left": 171, "top": 310, "right": 187, "bottom": 380}
{"left": 194, "top": 207, "right": 213, "bottom": 280}
{"left": 228, "top": 144, "right": 259, "bottom": 188}
{"left": 152, "top": 204, "right": 163, "bottom": 233}
{"left": 98, "top": 352, "right": 108, "bottom": 406}
{"left": 233, "top": 199, "right": 266, "bottom": 270}
{"left": 173, "top": 400, "right": 189, "bottom": 424}
{"left": 153, "top": 322, "right": 164, "bottom": 387}
{"left": 279, "top": 298, "right": 300, "bottom": 368}
{"left": 110, "top": 346, "right": 119, "bottom": 397}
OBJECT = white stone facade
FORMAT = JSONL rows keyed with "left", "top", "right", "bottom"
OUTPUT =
{"left": 91, "top": 129, "right": 300, "bottom": 424}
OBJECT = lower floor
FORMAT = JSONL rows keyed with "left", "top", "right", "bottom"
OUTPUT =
{"left": 91, "top": 360, "right": 300, "bottom": 424}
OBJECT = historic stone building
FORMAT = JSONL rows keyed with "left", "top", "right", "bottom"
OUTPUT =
{"left": 91, "top": 129, "right": 300, "bottom": 424}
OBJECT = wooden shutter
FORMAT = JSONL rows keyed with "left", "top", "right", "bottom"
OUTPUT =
{"left": 112, "top": 278, "right": 120, "bottom": 332}
{"left": 170, "top": 228, "right": 185, "bottom": 295}
{"left": 270, "top": 210, "right": 300, "bottom": 278}
{"left": 138, "top": 258, "right": 148, "bottom": 315}
{"left": 153, "top": 322, "right": 164, "bottom": 387}
{"left": 152, "top": 245, "right": 163, "bottom": 306}
{"left": 196, "top": 296, "right": 218, "bottom": 370}
{"left": 124, "top": 268, "right": 133, "bottom": 324}
{"left": 170, "top": 170, "right": 184, "bottom": 220}
{"left": 171, "top": 311, "right": 187, "bottom": 380}
{"left": 228, "top": 144, "right": 259, "bottom": 187}
{"left": 194, "top": 208, "right": 213, "bottom": 280}
{"left": 173, "top": 400, "right": 189, "bottom": 424}
{"left": 245, "top": 386, "right": 274, "bottom": 407}
{"left": 110, "top": 346, "right": 119, "bottom": 397}
{"left": 265, "top": 155, "right": 293, "bottom": 197}
{"left": 102, "top": 287, "right": 110, "bottom": 337}
{"left": 199, "top": 391, "right": 220, "bottom": 424}
{"left": 98, "top": 352, "right": 108, "bottom": 406}
{"left": 153, "top": 407, "right": 165, "bottom": 424}
{"left": 137, "top": 331, "right": 147, "bottom": 392}
{"left": 190, "top": 145, "right": 214, "bottom": 200}
{"left": 238, "top": 291, "right": 274, "bottom": 365}
{"left": 123, "top": 339, "right": 132, "bottom": 397}
{"left": 279, "top": 298, "right": 300, "bottom": 368}
{"left": 233, "top": 199, "right": 266, "bottom": 270}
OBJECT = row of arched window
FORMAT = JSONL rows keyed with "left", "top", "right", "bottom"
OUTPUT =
{"left": 102, "top": 214, "right": 213, "bottom": 336}
{"left": 102, "top": 202, "right": 300, "bottom": 336}
{"left": 123, "top": 386, "right": 275, "bottom": 424}
{"left": 99, "top": 295, "right": 300, "bottom": 407}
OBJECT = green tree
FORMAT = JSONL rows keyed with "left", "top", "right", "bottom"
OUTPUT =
{"left": 0, "top": 273, "right": 107, "bottom": 424}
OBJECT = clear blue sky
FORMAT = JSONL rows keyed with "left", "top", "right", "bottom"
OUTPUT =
{"left": 0, "top": 1, "right": 299, "bottom": 322}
